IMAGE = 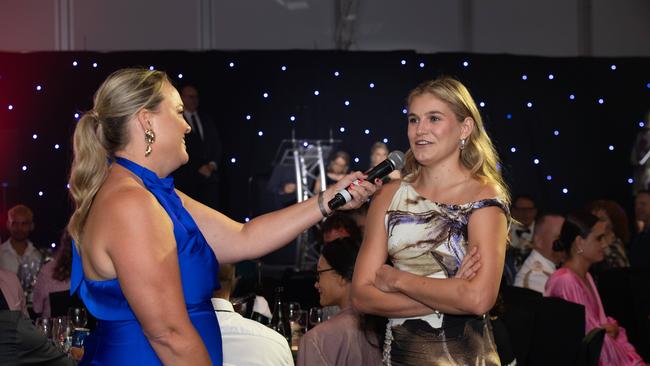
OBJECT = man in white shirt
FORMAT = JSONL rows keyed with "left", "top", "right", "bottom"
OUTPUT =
{"left": 514, "top": 213, "right": 565, "bottom": 293}
{"left": 212, "top": 264, "right": 293, "bottom": 366}
{"left": 0, "top": 205, "right": 42, "bottom": 274}
{"left": 0, "top": 269, "right": 28, "bottom": 315}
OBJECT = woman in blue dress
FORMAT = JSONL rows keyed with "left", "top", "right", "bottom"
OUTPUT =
{"left": 67, "top": 68, "right": 378, "bottom": 365}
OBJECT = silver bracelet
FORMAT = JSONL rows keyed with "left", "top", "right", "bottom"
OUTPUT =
{"left": 317, "top": 191, "right": 332, "bottom": 218}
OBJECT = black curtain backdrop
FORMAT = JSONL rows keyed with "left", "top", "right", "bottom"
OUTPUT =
{"left": 0, "top": 50, "right": 648, "bottom": 248}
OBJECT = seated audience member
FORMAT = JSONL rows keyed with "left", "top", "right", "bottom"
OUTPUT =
{"left": 313, "top": 151, "right": 351, "bottom": 193}
{"left": 347, "top": 202, "right": 370, "bottom": 233}
{"left": 502, "top": 195, "right": 537, "bottom": 285}
{"left": 319, "top": 213, "right": 364, "bottom": 320}
{"left": 630, "top": 190, "right": 650, "bottom": 269}
{"left": 369, "top": 142, "right": 401, "bottom": 182}
{"left": 545, "top": 211, "right": 644, "bottom": 365}
{"left": 0, "top": 309, "right": 76, "bottom": 365}
{"left": 514, "top": 213, "right": 565, "bottom": 293}
{"left": 32, "top": 231, "right": 72, "bottom": 317}
{"left": 586, "top": 199, "right": 631, "bottom": 271}
{"left": 0, "top": 274, "right": 71, "bottom": 364}
{"left": 297, "top": 237, "right": 382, "bottom": 366}
{"left": 211, "top": 264, "right": 293, "bottom": 366}
{"left": 320, "top": 213, "right": 362, "bottom": 245}
{"left": 0, "top": 269, "right": 27, "bottom": 316}
{"left": 509, "top": 195, "right": 537, "bottom": 250}
{"left": 0, "top": 204, "right": 42, "bottom": 274}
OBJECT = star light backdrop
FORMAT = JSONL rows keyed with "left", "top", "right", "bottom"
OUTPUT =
{"left": 0, "top": 50, "right": 649, "bottom": 248}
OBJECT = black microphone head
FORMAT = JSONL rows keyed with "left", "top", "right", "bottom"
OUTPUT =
{"left": 388, "top": 150, "right": 406, "bottom": 170}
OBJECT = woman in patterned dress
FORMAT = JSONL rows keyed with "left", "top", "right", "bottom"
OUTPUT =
{"left": 352, "top": 77, "right": 511, "bottom": 365}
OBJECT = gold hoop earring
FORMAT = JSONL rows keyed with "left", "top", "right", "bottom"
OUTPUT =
{"left": 144, "top": 128, "right": 155, "bottom": 157}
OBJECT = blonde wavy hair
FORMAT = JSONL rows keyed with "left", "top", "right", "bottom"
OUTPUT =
{"left": 67, "top": 68, "right": 170, "bottom": 243}
{"left": 402, "top": 77, "right": 510, "bottom": 205}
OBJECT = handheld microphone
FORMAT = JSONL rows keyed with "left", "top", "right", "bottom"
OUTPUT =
{"left": 327, "top": 150, "right": 405, "bottom": 210}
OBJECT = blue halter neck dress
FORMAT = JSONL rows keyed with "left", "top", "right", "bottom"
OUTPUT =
{"left": 71, "top": 157, "right": 222, "bottom": 365}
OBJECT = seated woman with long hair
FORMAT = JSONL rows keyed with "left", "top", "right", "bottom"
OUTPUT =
{"left": 545, "top": 211, "right": 644, "bottom": 366}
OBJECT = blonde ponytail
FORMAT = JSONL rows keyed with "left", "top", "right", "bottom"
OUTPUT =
{"left": 68, "top": 112, "right": 109, "bottom": 243}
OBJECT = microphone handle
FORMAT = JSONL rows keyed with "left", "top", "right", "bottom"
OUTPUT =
{"left": 365, "top": 160, "right": 395, "bottom": 182}
{"left": 328, "top": 190, "right": 352, "bottom": 210}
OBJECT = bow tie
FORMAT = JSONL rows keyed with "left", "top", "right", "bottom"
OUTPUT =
{"left": 516, "top": 228, "right": 531, "bottom": 237}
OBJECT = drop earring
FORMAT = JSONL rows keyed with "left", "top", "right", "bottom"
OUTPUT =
{"left": 459, "top": 138, "right": 466, "bottom": 150}
{"left": 144, "top": 126, "right": 155, "bottom": 157}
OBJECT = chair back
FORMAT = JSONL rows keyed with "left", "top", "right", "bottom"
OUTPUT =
{"left": 528, "top": 296, "right": 585, "bottom": 366}
{"left": 500, "top": 286, "right": 542, "bottom": 365}
{"left": 500, "top": 286, "right": 585, "bottom": 366}
{"left": 48, "top": 290, "right": 71, "bottom": 317}
{"left": 577, "top": 327, "right": 605, "bottom": 366}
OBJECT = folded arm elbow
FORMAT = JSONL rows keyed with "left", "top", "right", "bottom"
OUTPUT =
{"left": 351, "top": 286, "right": 373, "bottom": 314}
{"left": 464, "top": 288, "right": 498, "bottom": 316}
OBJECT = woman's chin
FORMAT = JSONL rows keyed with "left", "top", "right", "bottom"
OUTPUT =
{"left": 180, "top": 153, "right": 189, "bottom": 165}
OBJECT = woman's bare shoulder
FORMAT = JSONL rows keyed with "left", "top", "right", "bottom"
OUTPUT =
{"left": 372, "top": 178, "right": 402, "bottom": 206}
{"left": 469, "top": 180, "right": 501, "bottom": 201}
{"left": 91, "top": 174, "right": 163, "bottom": 226}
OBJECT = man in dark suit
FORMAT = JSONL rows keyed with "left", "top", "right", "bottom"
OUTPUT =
{"left": 174, "top": 84, "right": 223, "bottom": 209}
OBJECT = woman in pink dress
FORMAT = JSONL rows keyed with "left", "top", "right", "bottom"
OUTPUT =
{"left": 32, "top": 231, "right": 72, "bottom": 317}
{"left": 545, "top": 211, "right": 645, "bottom": 366}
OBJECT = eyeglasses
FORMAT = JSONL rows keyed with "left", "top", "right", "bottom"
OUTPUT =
{"left": 316, "top": 268, "right": 335, "bottom": 281}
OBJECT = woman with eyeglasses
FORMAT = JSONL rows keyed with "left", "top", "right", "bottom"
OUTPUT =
{"left": 297, "top": 237, "right": 382, "bottom": 366}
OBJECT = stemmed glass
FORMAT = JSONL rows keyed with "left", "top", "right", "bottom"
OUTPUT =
{"left": 52, "top": 317, "right": 73, "bottom": 352}
{"left": 307, "top": 307, "right": 323, "bottom": 330}
{"left": 35, "top": 317, "right": 52, "bottom": 339}
{"left": 68, "top": 307, "right": 88, "bottom": 329}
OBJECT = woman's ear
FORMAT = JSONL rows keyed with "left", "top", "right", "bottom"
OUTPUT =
{"left": 336, "top": 273, "right": 349, "bottom": 287}
{"left": 573, "top": 235, "right": 585, "bottom": 253}
{"left": 461, "top": 117, "right": 475, "bottom": 140}
{"left": 135, "top": 109, "right": 153, "bottom": 132}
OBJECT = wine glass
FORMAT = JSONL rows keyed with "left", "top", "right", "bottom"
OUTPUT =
{"left": 307, "top": 307, "right": 323, "bottom": 330}
{"left": 68, "top": 307, "right": 87, "bottom": 329}
{"left": 35, "top": 317, "right": 52, "bottom": 339}
{"left": 286, "top": 302, "right": 301, "bottom": 323}
{"left": 52, "top": 317, "right": 73, "bottom": 351}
